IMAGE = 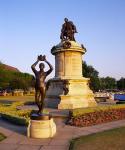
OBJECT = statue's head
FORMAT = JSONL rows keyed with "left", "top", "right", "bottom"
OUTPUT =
{"left": 39, "top": 63, "right": 45, "bottom": 70}
{"left": 64, "top": 18, "right": 68, "bottom": 22}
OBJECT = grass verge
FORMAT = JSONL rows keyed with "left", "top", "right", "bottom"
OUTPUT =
{"left": 69, "top": 127, "right": 125, "bottom": 150}
{"left": 0, "top": 95, "right": 34, "bottom": 102}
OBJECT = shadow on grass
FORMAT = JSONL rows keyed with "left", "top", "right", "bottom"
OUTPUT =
{"left": 0, "top": 117, "right": 27, "bottom": 136}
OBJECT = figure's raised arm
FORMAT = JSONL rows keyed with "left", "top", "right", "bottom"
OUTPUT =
{"left": 44, "top": 57, "right": 53, "bottom": 75}
{"left": 31, "top": 57, "right": 39, "bottom": 74}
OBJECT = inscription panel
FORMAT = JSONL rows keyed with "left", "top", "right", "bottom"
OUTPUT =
{"left": 65, "top": 52, "right": 72, "bottom": 76}
{"left": 55, "top": 53, "right": 64, "bottom": 77}
{"left": 71, "top": 52, "right": 82, "bottom": 76}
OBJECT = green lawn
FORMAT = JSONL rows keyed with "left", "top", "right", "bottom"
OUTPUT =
{"left": 0, "top": 133, "right": 6, "bottom": 141}
{"left": 0, "top": 96, "right": 34, "bottom": 102}
{"left": 69, "top": 127, "right": 125, "bottom": 150}
{"left": 0, "top": 96, "right": 34, "bottom": 126}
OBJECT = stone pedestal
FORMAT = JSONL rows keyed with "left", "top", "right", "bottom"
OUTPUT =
{"left": 45, "top": 40, "right": 97, "bottom": 109}
{"left": 27, "top": 114, "right": 56, "bottom": 138}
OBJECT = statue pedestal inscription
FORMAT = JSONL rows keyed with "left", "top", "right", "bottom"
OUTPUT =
{"left": 45, "top": 41, "right": 97, "bottom": 109}
{"left": 27, "top": 114, "right": 56, "bottom": 138}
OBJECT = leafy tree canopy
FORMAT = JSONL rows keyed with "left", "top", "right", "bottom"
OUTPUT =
{"left": 82, "top": 61, "right": 100, "bottom": 91}
{"left": 0, "top": 63, "right": 34, "bottom": 90}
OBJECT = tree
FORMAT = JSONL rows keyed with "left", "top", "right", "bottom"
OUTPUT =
{"left": 99, "top": 77, "right": 117, "bottom": 90}
{"left": 9, "top": 72, "right": 34, "bottom": 91}
{"left": 0, "top": 62, "right": 34, "bottom": 90}
{"left": 117, "top": 78, "right": 125, "bottom": 90}
{"left": 82, "top": 61, "right": 100, "bottom": 91}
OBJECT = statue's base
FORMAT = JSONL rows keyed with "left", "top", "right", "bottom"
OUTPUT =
{"left": 27, "top": 114, "right": 56, "bottom": 138}
{"left": 58, "top": 95, "right": 97, "bottom": 109}
{"left": 45, "top": 40, "right": 97, "bottom": 109}
{"left": 45, "top": 78, "right": 97, "bottom": 109}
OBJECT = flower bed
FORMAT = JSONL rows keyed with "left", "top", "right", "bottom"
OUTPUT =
{"left": 68, "top": 105, "right": 125, "bottom": 127}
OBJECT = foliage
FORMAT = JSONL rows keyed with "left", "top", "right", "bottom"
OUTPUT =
{"left": 0, "top": 101, "right": 31, "bottom": 126}
{"left": 0, "top": 63, "right": 34, "bottom": 90}
{"left": 0, "top": 99, "right": 49, "bottom": 126}
{"left": 117, "top": 77, "right": 125, "bottom": 90}
{"left": 82, "top": 61, "right": 121, "bottom": 91}
{"left": 0, "top": 133, "right": 6, "bottom": 141}
{"left": 82, "top": 61, "right": 100, "bottom": 91}
{"left": 68, "top": 105, "right": 125, "bottom": 127}
{"left": 99, "top": 76, "right": 117, "bottom": 90}
{"left": 82, "top": 61, "right": 99, "bottom": 77}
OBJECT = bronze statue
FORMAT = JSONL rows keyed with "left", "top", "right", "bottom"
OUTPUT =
{"left": 60, "top": 18, "right": 78, "bottom": 41}
{"left": 31, "top": 55, "right": 53, "bottom": 114}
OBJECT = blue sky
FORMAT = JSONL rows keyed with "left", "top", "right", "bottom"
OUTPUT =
{"left": 0, "top": 0, "right": 125, "bottom": 79}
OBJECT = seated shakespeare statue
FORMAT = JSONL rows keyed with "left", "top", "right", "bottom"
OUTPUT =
{"left": 60, "top": 18, "right": 78, "bottom": 41}
{"left": 31, "top": 55, "right": 53, "bottom": 114}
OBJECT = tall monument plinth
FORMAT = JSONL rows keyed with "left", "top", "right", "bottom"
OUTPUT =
{"left": 45, "top": 41, "right": 97, "bottom": 109}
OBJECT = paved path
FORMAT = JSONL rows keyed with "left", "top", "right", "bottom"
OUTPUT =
{"left": 0, "top": 116, "right": 125, "bottom": 150}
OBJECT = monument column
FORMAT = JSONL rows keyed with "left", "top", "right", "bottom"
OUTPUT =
{"left": 53, "top": 41, "right": 85, "bottom": 79}
{"left": 45, "top": 18, "right": 97, "bottom": 109}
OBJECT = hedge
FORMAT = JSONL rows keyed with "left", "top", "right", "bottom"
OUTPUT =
{"left": 0, "top": 101, "right": 31, "bottom": 126}
{"left": 0, "top": 101, "right": 49, "bottom": 126}
{"left": 1, "top": 113, "right": 29, "bottom": 126}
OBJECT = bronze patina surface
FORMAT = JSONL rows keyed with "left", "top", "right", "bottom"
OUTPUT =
{"left": 60, "top": 18, "right": 77, "bottom": 41}
{"left": 31, "top": 55, "right": 53, "bottom": 115}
